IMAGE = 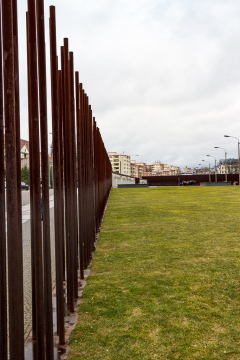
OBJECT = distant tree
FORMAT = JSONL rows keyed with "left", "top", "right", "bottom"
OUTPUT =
{"left": 21, "top": 165, "right": 30, "bottom": 185}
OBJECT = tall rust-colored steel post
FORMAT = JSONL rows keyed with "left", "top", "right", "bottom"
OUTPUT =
{"left": 36, "top": 0, "right": 54, "bottom": 357}
{"left": 60, "top": 46, "right": 66, "bottom": 282}
{"left": 87, "top": 100, "right": 93, "bottom": 265}
{"left": 93, "top": 118, "right": 100, "bottom": 232}
{"left": 57, "top": 69, "right": 65, "bottom": 290}
{"left": 26, "top": 12, "right": 37, "bottom": 345}
{"left": 27, "top": 0, "right": 45, "bottom": 357}
{"left": 85, "top": 93, "right": 90, "bottom": 265}
{"left": 69, "top": 52, "right": 78, "bottom": 299}
{"left": 63, "top": 38, "right": 75, "bottom": 312}
{"left": 75, "top": 81, "right": 84, "bottom": 279}
{"left": 93, "top": 118, "right": 98, "bottom": 230}
{"left": 12, "top": 3, "right": 24, "bottom": 355}
{"left": 81, "top": 90, "right": 88, "bottom": 267}
{"left": 87, "top": 104, "right": 92, "bottom": 262}
{"left": 0, "top": 2, "right": 7, "bottom": 358}
{"left": 87, "top": 105, "right": 94, "bottom": 257}
{"left": 67, "top": 53, "right": 75, "bottom": 308}
{"left": 79, "top": 84, "right": 84, "bottom": 271}
{"left": 61, "top": 41, "right": 70, "bottom": 308}
{"left": 2, "top": 0, "right": 24, "bottom": 358}
{"left": 49, "top": 5, "right": 65, "bottom": 346}
{"left": 76, "top": 78, "right": 84, "bottom": 279}
{"left": 90, "top": 108, "right": 96, "bottom": 254}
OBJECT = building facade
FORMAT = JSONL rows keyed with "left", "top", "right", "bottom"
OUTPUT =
{"left": 108, "top": 154, "right": 180, "bottom": 178}
{"left": 135, "top": 162, "right": 147, "bottom": 179}
{"left": 20, "top": 139, "right": 30, "bottom": 169}
{"left": 130, "top": 160, "right": 138, "bottom": 177}
{"left": 108, "top": 152, "right": 131, "bottom": 176}
{"left": 146, "top": 162, "right": 180, "bottom": 176}
{"left": 219, "top": 159, "right": 239, "bottom": 174}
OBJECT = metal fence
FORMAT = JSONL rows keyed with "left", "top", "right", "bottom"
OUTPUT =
{"left": 0, "top": 1, "right": 112, "bottom": 359}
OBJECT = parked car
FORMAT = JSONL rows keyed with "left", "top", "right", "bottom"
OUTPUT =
{"left": 21, "top": 182, "right": 29, "bottom": 190}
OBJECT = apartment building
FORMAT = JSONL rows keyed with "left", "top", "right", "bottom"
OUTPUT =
{"left": 108, "top": 152, "right": 131, "bottom": 176}
{"left": 135, "top": 162, "right": 147, "bottom": 179}
{"left": 162, "top": 164, "right": 180, "bottom": 175}
{"left": 147, "top": 162, "right": 180, "bottom": 176}
{"left": 108, "top": 153, "right": 180, "bottom": 178}
{"left": 219, "top": 159, "right": 239, "bottom": 174}
{"left": 151, "top": 162, "right": 162, "bottom": 173}
{"left": 130, "top": 160, "right": 138, "bottom": 177}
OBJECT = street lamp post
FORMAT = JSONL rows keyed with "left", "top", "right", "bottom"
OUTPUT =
{"left": 224, "top": 135, "right": 240, "bottom": 185}
{"left": 206, "top": 155, "right": 217, "bottom": 182}
{"left": 214, "top": 147, "right": 227, "bottom": 182}
{"left": 202, "top": 160, "right": 211, "bottom": 182}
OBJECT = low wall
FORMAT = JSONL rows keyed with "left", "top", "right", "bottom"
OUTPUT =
{"left": 143, "top": 174, "right": 239, "bottom": 186}
{"left": 118, "top": 184, "right": 148, "bottom": 188}
{"left": 112, "top": 173, "right": 136, "bottom": 188}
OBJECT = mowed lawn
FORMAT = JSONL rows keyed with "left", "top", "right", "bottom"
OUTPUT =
{"left": 69, "top": 186, "right": 240, "bottom": 360}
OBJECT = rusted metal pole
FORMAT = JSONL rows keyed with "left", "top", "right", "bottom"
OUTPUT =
{"left": 61, "top": 42, "right": 70, "bottom": 308}
{"left": 93, "top": 118, "right": 98, "bottom": 230}
{"left": 63, "top": 38, "right": 74, "bottom": 312}
{"left": 0, "top": 2, "right": 7, "bottom": 358}
{"left": 2, "top": 0, "right": 24, "bottom": 358}
{"left": 57, "top": 68, "right": 65, "bottom": 291}
{"left": 27, "top": 0, "right": 45, "bottom": 357}
{"left": 12, "top": 3, "right": 24, "bottom": 355}
{"left": 78, "top": 84, "right": 84, "bottom": 272}
{"left": 92, "top": 118, "right": 97, "bottom": 233}
{"left": 26, "top": 11, "right": 37, "bottom": 344}
{"left": 86, "top": 97, "right": 92, "bottom": 265}
{"left": 87, "top": 105, "right": 94, "bottom": 259}
{"left": 93, "top": 118, "right": 100, "bottom": 232}
{"left": 80, "top": 88, "right": 88, "bottom": 268}
{"left": 84, "top": 93, "right": 89, "bottom": 265}
{"left": 79, "top": 84, "right": 86, "bottom": 272}
{"left": 36, "top": 0, "right": 53, "bottom": 357}
{"left": 49, "top": 5, "right": 65, "bottom": 345}
{"left": 86, "top": 103, "right": 91, "bottom": 264}
{"left": 76, "top": 79, "right": 84, "bottom": 279}
{"left": 69, "top": 52, "right": 78, "bottom": 299}
{"left": 60, "top": 46, "right": 66, "bottom": 282}
{"left": 89, "top": 107, "right": 96, "bottom": 255}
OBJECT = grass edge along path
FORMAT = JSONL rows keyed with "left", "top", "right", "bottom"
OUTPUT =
{"left": 68, "top": 187, "right": 240, "bottom": 360}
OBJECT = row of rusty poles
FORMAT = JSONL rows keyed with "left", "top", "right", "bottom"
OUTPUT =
{"left": 49, "top": 4, "right": 112, "bottom": 346}
{"left": 0, "top": 1, "right": 112, "bottom": 359}
{"left": 50, "top": 4, "right": 85, "bottom": 349}
{"left": 49, "top": 4, "right": 113, "bottom": 347}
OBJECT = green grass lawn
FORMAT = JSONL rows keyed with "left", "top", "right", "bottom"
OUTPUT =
{"left": 68, "top": 186, "right": 240, "bottom": 359}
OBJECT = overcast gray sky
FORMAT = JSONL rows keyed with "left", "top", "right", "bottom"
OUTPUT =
{"left": 18, "top": 0, "right": 240, "bottom": 169}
